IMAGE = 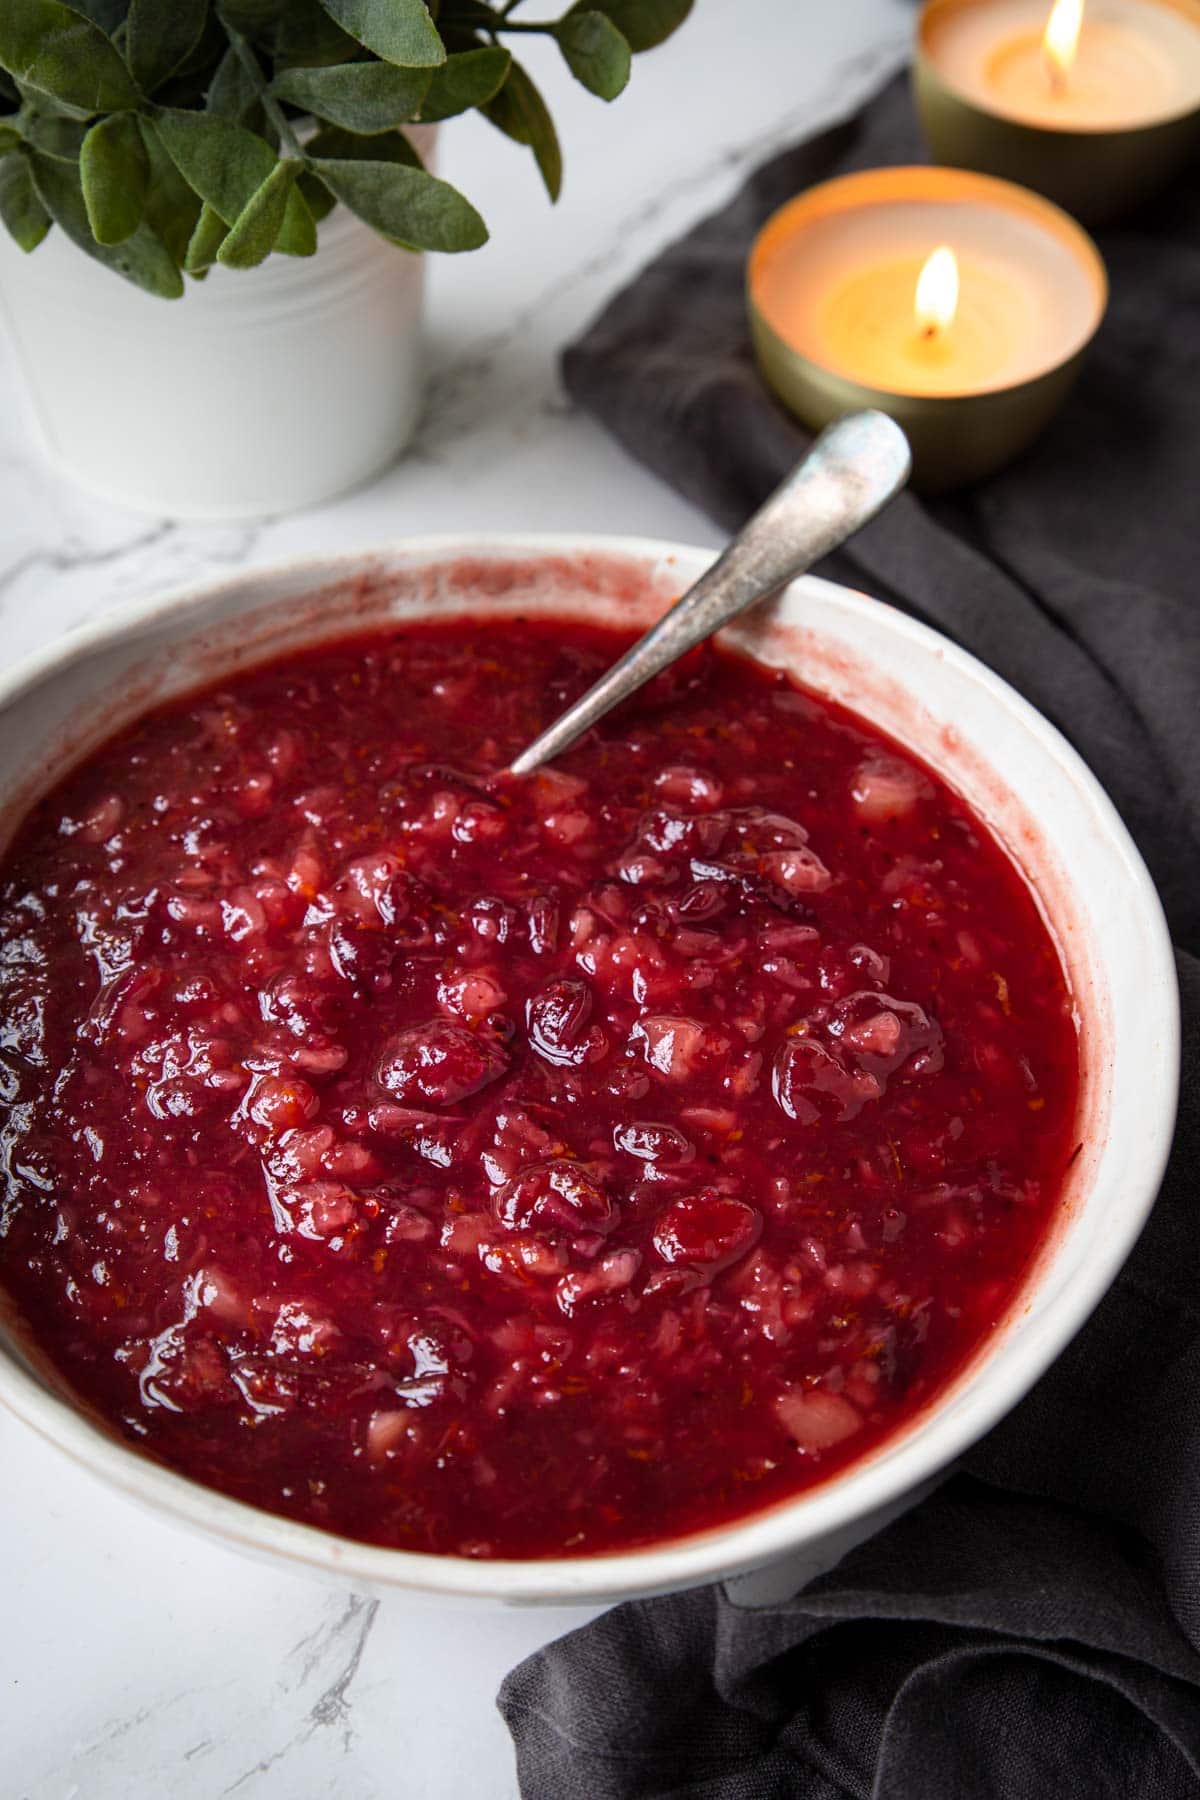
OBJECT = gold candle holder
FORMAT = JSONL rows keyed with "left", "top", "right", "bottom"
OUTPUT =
{"left": 915, "top": 0, "right": 1200, "bottom": 226}
{"left": 746, "top": 166, "right": 1107, "bottom": 495}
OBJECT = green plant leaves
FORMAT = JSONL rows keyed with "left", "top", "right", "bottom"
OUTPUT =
{"left": 155, "top": 108, "right": 313, "bottom": 255}
{"left": 484, "top": 61, "right": 561, "bottom": 201}
{"left": 272, "top": 62, "right": 430, "bottom": 133}
{"left": 574, "top": 0, "right": 693, "bottom": 53}
{"left": 70, "top": 1, "right": 131, "bottom": 29}
{"left": 297, "top": 167, "right": 335, "bottom": 222}
{"left": 217, "top": 0, "right": 284, "bottom": 39}
{"left": 0, "top": 153, "right": 51, "bottom": 251}
{"left": 0, "top": 0, "right": 141, "bottom": 116}
{"left": 139, "top": 114, "right": 203, "bottom": 260}
{"left": 272, "top": 171, "right": 316, "bottom": 254}
{"left": 310, "top": 154, "right": 485, "bottom": 251}
{"left": 218, "top": 155, "right": 299, "bottom": 266}
{"left": 31, "top": 152, "right": 183, "bottom": 294}
{"left": 274, "top": 0, "right": 360, "bottom": 68}
{"left": 315, "top": 0, "right": 444, "bottom": 69}
{"left": 80, "top": 111, "right": 148, "bottom": 243}
{"left": 183, "top": 197, "right": 226, "bottom": 271}
{"left": 205, "top": 45, "right": 261, "bottom": 124}
{"left": 418, "top": 46, "right": 509, "bottom": 122}
{"left": 155, "top": 107, "right": 262, "bottom": 216}
{"left": 156, "top": 108, "right": 274, "bottom": 221}
{"left": 0, "top": 0, "right": 694, "bottom": 296}
{"left": 306, "top": 123, "right": 421, "bottom": 166}
{"left": 128, "top": 0, "right": 209, "bottom": 95}
{"left": 22, "top": 114, "right": 89, "bottom": 160}
{"left": 556, "top": 11, "right": 630, "bottom": 101}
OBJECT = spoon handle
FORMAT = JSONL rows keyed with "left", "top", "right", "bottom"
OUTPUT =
{"left": 508, "top": 410, "right": 911, "bottom": 776}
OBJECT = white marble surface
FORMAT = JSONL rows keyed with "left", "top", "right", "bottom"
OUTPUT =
{"left": 0, "top": 6, "right": 909, "bottom": 1795}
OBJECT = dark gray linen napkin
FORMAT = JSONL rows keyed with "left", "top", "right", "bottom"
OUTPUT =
{"left": 499, "top": 74, "right": 1200, "bottom": 1798}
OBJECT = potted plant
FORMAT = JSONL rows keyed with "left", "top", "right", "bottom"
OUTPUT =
{"left": 0, "top": 0, "right": 691, "bottom": 518}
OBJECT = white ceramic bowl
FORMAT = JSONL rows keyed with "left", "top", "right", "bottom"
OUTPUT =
{"left": 0, "top": 538, "right": 1179, "bottom": 1606}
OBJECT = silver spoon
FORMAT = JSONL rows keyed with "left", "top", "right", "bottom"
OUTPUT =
{"left": 509, "top": 410, "right": 911, "bottom": 777}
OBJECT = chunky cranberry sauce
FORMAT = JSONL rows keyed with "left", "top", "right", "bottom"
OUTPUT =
{"left": 0, "top": 613, "right": 1079, "bottom": 1559}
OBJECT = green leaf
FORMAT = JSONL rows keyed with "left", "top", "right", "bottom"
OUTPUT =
{"left": 31, "top": 152, "right": 183, "bottom": 294}
{"left": 272, "top": 62, "right": 430, "bottom": 133}
{"left": 155, "top": 107, "right": 276, "bottom": 224}
{"left": 0, "top": 0, "right": 141, "bottom": 115}
{"left": 275, "top": 0, "right": 360, "bottom": 68}
{"left": 70, "top": 1, "right": 130, "bottom": 28}
{"left": 273, "top": 178, "right": 316, "bottom": 255}
{"left": 418, "top": 46, "right": 509, "bottom": 122}
{"left": 80, "top": 111, "right": 148, "bottom": 244}
{"left": 217, "top": 156, "right": 298, "bottom": 267}
{"left": 0, "top": 153, "right": 51, "bottom": 250}
{"left": 183, "top": 197, "right": 226, "bottom": 270}
{"left": 139, "top": 114, "right": 202, "bottom": 261}
{"left": 127, "top": 0, "right": 208, "bottom": 94}
{"left": 0, "top": 125, "right": 20, "bottom": 156}
{"left": 484, "top": 62, "right": 560, "bottom": 201}
{"left": 306, "top": 123, "right": 421, "bottom": 167}
{"left": 556, "top": 11, "right": 630, "bottom": 101}
{"left": 311, "top": 155, "right": 486, "bottom": 252}
{"left": 315, "top": 0, "right": 445, "bottom": 68}
{"left": 205, "top": 45, "right": 261, "bottom": 124}
{"left": 218, "top": 0, "right": 283, "bottom": 39}
{"left": 22, "top": 114, "right": 89, "bottom": 160}
{"left": 297, "top": 167, "right": 335, "bottom": 222}
{"left": 573, "top": 0, "right": 693, "bottom": 52}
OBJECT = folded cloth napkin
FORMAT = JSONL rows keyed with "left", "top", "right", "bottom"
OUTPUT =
{"left": 498, "top": 73, "right": 1200, "bottom": 1799}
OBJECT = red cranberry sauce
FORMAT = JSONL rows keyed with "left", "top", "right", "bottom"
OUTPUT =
{"left": 0, "top": 616, "right": 1079, "bottom": 1559}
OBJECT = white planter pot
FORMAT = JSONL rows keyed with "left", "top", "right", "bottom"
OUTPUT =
{"left": 0, "top": 137, "right": 435, "bottom": 521}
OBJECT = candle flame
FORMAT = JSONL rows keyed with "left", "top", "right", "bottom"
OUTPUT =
{"left": 1043, "top": 0, "right": 1084, "bottom": 89}
{"left": 915, "top": 246, "right": 959, "bottom": 339}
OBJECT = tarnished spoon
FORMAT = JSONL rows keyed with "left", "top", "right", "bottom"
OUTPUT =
{"left": 509, "top": 410, "right": 911, "bottom": 777}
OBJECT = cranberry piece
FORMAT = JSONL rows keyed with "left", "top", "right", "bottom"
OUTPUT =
{"left": 670, "top": 880, "right": 728, "bottom": 923}
{"left": 651, "top": 1193, "right": 761, "bottom": 1272}
{"left": 469, "top": 896, "right": 518, "bottom": 944}
{"left": 830, "top": 992, "right": 944, "bottom": 1080}
{"left": 613, "top": 1120, "right": 695, "bottom": 1168}
{"left": 248, "top": 1074, "right": 320, "bottom": 1134}
{"left": 375, "top": 1020, "right": 507, "bottom": 1108}
{"left": 495, "top": 1159, "right": 615, "bottom": 1234}
{"left": 631, "top": 1014, "right": 730, "bottom": 1083}
{"left": 526, "top": 894, "right": 559, "bottom": 956}
{"left": 328, "top": 916, "right": 395, "bottom": 993}
{"left": 851, "top": 754, "right": 932, "bottom": 824}
{"left": 771, "top": 1036, "right": 882, "bottom": 1124}
{"left": 333, "top": 853, "right": 413, "bottom": 927}
{"left": 759, "top": 846, "right": 832, "bottom": 897}
{"left": 258, "top": 972, "right": 336, "bottom": 1040}
{"left": 556, "top": 1247, "right": 641, "bottom": 1316}
{"left": 526, "top": 978, "right": 593, "bottom": 1066}
{"left": 774, "top": 1388, "right": 863, "bottom": 1452}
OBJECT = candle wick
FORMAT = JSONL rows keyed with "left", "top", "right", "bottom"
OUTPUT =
{"left": 921, "top": 323, "right": 939, "bottom": 341}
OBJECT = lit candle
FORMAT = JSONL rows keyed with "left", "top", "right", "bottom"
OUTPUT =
{"left": 746, "top": 165, "right": 1107, "bottom": 492}
{"left": 916, "top": 0, "right": 1200, "bottom": 221}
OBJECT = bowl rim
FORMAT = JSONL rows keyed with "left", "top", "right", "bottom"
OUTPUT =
{"left": 0, "top": 532, "right": 1180, "bottom": 1603}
